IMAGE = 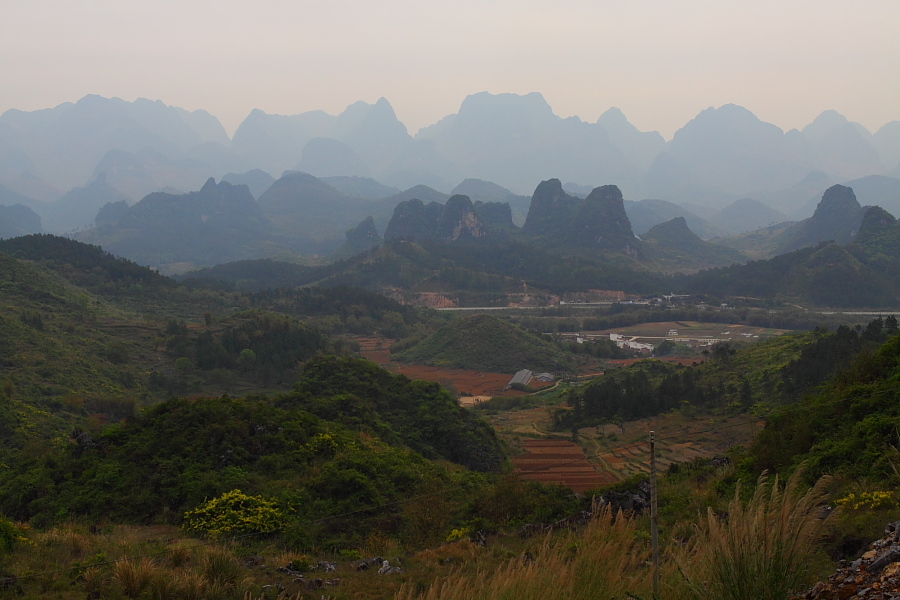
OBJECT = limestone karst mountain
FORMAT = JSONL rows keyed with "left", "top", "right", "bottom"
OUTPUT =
{"left": 710, "top": 198, "right": 788, "bottom": 234}
{"left": 221, "top": 169, "right": 276, "bottom": 200}
{"left": 719, "top": 184, "right": 869, "bottom": 258}
{"left": 40, "top": 174, "right": 131, "bottom": 234}
{"left": 800, "top": 110, "right": 885, "bottom": 180}
{"left": 231, "top": 97, "right": 427, "bottom": 185}
{"left": 90, "top": 148, "right": 214, "bottom": 201}
{"left": 641, "top": 217, "right": 746, "bottom": 271}
{"left": 451, "top": 178, "right": 531, "bottom": 226}
{"left": 790, "top": 175, "right": 900, "bottom": 220}
{"left": 320, "top": 176, "right": 399, "bottom": 200}
{"left": 874, "top": 121, "right": 900, "bottom": 174}
{"left": 522, "top": 179, "right": 641, "bottom": 257}
{"left": 0, "top": 93, "right": 896, "bottom": 238}
{"left": 77, "top": 178, "right": 272, "bottom": 270}
{"left": 643, "top": 104, "right": 813, "bottom": 206}
{"left": 0, "top": 204, "right": 42, "bottom": 238}
{"left": 0, "top": 95, "right": 228, "bottom": 190}
{"left": 383, "top": 194, "right": 514, "bottom": 243}
{"left": 332, "top": 215, "right": 383, "bottom": 259}
{"left": 625, "top": 198, "right": 726, "bottom": 239}
{"left": 296, "top": 137, "right": 371, "bottom": 178}
{"left": 416, "top": 92, "right": 648, "bottom": 197}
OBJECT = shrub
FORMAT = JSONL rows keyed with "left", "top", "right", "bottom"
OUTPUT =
{"left": 182, "top": 490, "right": 287, "bottom": 537}
{"left": 0, "top": 515, "right": 26, "bottom": 554}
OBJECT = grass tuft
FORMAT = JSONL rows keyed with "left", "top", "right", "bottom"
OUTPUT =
{"left": 677, "top": 468, "right": 830, "bottom": 600}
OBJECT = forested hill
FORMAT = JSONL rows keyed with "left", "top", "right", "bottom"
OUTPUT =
{"left": 677, "top": 241, "right": 900, "bottom": 308}
{"left": 393, "top": 314, "right": 574, "bottom": 373}
{"left": 0, "top": 233, "right": 173, "bottom": 291}
{"left": 0, "top": 356, "right": 505, "bottom": 529}
{"left": 750, "top": 324, "right": 900, "bottom": 482}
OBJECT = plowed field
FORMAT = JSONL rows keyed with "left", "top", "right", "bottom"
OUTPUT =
{"left": 356, "top": 337, "right": 522, "bottom": 396}
{"left": 511, "top": 439, "right": 616, "bottom": 493}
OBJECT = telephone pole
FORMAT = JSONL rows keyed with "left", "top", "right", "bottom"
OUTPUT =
{"left": 650, "top": 430, "right": 659, "bottom": 598}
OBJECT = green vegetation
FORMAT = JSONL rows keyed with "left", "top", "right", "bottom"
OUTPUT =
{"left": 554, "top": 318, "right": 897, "bottom": 430}
{"left": 0, "top": 356, "right": 505, "bottom": 533}
{"left": 182, "top": 490, "right": 288, "bottom": 536}
{"left": 679, "top": 241, "right": 900, "bottom": 308}
{"left": 6, "top": 229, "right": 900, "bottom": 599}
{"left": 394, "top": 314, "right": 574, "bottom": 373}
{"left": 750, "top": 327, "right": 900, "bottom": 483}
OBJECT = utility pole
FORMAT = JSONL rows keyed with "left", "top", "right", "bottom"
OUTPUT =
{"left": 650, "top": 430, "right": 659, "bottom": 598}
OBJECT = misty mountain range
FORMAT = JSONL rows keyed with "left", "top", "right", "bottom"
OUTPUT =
{"left": 1, "top": 93, "right": 898, "bottom": 237}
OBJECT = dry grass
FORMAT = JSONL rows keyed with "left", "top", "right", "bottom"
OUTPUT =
{"left": 676, "top": 469, "right": 831, "bottom": 600}
{"left": 112, "top": 557, "right": 158, "bottom": 598}
{"left": 395, "top": 506, "right": 650, "bottom": 600}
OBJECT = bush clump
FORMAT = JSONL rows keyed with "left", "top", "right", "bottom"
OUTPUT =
{"left": 182, "top": 490, "right": 287, "bottom": 537}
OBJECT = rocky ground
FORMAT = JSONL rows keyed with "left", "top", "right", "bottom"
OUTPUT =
{"left": 802, "top": 521, "right": 900, "bottom": 600}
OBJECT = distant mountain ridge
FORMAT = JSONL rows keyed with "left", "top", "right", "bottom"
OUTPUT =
{"left": 3, "top": 93, "right": 895, "bottom": 235}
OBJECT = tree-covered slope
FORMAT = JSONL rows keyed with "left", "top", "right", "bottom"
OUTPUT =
{"left": 394, "top": 314, "right": 573, "bottom": 373}
{"left": 0, "top": 356, "right": 505, "bottom": 527}
{"left": 750, "top": 326, "right": 900, "bottom": 482}
{"left": 679, "top": 241, "right": 900, "bottom": 308}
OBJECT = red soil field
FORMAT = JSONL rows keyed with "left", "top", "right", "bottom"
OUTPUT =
{"left": 511, "top": 439, "right": 616, "bottom": 493}
{"left": 356, "top": 337, "right": 524, "bottom": 396}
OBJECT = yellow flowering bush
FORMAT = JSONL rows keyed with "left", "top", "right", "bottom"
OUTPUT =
{"left": 305, "top": 432, "right": 339, "bottom": 455}
{"left": 445, "top": 527, "right": 472, "bottom": 542}
{"left": 182, "top": 490, "right": 287, "bottom": 537}
{"left": 0, "top": 516, "right": 28, "bottom": 553}
{"left": 835, "top": 490, "right": 899, "bottom": 511}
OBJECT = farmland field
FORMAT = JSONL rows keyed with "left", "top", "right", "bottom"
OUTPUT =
{"left": 356, "top": 334, "right": 764, "bottom": 493}
{"left": 559, "top": 320, "right": 791, "bottom": 349}
{"left": 496, "top": 404, "right": 762, "bottom": 490}
{"left": 511, "top": 439, "right": 616, "bottom": 492}
{"left": 356, "top": 337, "right": 522, "bottom": 396}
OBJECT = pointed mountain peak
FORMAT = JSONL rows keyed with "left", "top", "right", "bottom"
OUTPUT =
{"left": 644, "top": 216, "right": 694, "bottom": 240}
{"left": 533, "top": 178, "right": 565, "bottom": 197}
{"left": 596, "top": 107, "right": 638, "bottom": 133}
{"left": 598, "top": 107, "right": 627, "bottom": 122}
{"left": 584, "top": 184, "right": 624, "bottom": 203}
{"left": 814, "top": 184, "right": 860, "bottom": 217}
{"left": 200, "top": 177, "right": 218, "bottom": 193}
{"left": 804, "top": 109, "right": 849, "bottom": 131}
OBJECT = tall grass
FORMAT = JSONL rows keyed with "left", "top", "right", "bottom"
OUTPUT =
{"left": 395, "top": 505, "right": 650, "bottom": 600}
{"left": 677, "top": 469, "right": 830, "bottom": 600}
{"left": 112, "top": 557, "right": 157, "bottom": 599}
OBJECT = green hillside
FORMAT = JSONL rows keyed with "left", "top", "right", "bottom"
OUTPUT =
{"left": 394, "top": 313, "right": 573, "bottom": 373}
{"left": 750, "top": 326, "right": 900, "bottom": 482}
{"left": 679, "top": 241, "right": 900, "bottom": 308}
{"left": 0, "top": 356, "right": 504, "bottom": 530}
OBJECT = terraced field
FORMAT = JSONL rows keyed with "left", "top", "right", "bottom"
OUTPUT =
{"left": 499, "top": 406, "right": 763, "bottom": 490}
{"left": 511, "top": 439, "right": 616, "bottom": 493}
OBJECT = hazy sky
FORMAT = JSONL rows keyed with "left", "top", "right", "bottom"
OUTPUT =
{"left": 2, "top": 0, "right": 898, "bottom": 139}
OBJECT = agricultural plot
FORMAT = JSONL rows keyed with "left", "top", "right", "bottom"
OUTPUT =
{"left": 511, "top": 439, "right": 616, "bottom": 493}
{"left": 356, "top": 337, "right": 520, "bottom": 397}
{"left": 560, "top": 321, "right": 791, "bottom": 350}
{"left": 495, "top": 405, "right": 763, "bottom": 491}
